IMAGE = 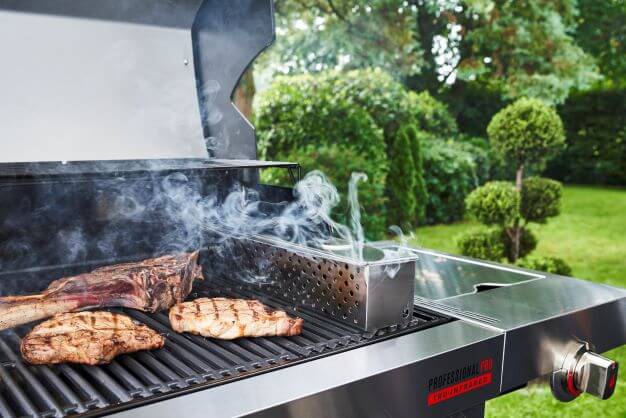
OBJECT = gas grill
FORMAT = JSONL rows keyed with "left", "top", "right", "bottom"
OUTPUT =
{"left": 0, "top": 1, "right": 624, "bottom": 418}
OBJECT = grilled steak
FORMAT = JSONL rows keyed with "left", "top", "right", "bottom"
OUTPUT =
{"left": 169, "top": 297, "right": 303, "bottom": 339}
{"left": 0, "top": 252, "right": 202, "bottom": 330}
{"left": 21, "top": 311, "right": 165, "bottom": 365}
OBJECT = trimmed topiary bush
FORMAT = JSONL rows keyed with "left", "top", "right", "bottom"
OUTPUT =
{"left": 521, "top": 177, "right": 562, "bottom": 223}
{"left": 501, "top": 227, "right": 537, "bottom": 262}
{"left": 458, "top": 99, "right": 567, "bottom": 265}
{"left": 487, "top": 98, "right": 566, "bottom": 179}
{"left": 387, "top": 129, "right": 417, "bottom": 229}
{"left": 517, "top": 256, "right": 572, "bottom": 276}
{"left": 465, "top": 181, "right": 520, "bottom": 226}
{"left": 457, "top": 228, "right": 505, "bottom": 261}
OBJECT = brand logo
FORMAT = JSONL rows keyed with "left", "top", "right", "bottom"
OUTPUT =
{"left": 427, "top": 358, "right": 493, "bottom": 406}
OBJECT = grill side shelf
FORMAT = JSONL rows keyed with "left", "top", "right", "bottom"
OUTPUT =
{"left": 0, "top": 281, "right": 449, "bottom": 418}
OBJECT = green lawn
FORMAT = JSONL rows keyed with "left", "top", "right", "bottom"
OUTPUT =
{"left": 410, "top": 186, "right": 626, "bottom": 417}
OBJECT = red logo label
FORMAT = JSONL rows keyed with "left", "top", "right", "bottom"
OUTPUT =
{"left": 427, "top": 358, "right": 494, "bottom": 406}
{"left": 427, "top": 372, "right": 493, "bottom": 406}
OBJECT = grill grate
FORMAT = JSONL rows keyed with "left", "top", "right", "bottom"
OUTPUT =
{"left": 0, "top": 280, "right": 449, "bottom": 418}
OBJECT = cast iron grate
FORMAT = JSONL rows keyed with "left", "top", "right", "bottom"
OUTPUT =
{"left": 0, "top": 280, "right": 449, "bottom": 418}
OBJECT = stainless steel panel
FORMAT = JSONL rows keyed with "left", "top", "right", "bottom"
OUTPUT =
{"left": 414, "top": 248, "right": 543, "bottom": 300}
{"left": 0, "top": 2, "right": 208, "bottom": 162}
{"left": 108, "top": 321, "right": 504, "bottom": 418}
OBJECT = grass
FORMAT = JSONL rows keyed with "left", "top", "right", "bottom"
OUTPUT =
{"left": 410, "top": 185, "right": 626, "bottom": 417}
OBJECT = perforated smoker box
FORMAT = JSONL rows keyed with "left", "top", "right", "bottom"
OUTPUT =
{"left": 205, "top": 237, "right": 417, "bottom": 331}
{"left": 0, "top": 1, "right": 625, "bottom": 418}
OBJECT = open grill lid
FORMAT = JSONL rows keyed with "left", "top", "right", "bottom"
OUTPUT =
{"left": 0, "top": 0, "right": 274, "bottom": 165}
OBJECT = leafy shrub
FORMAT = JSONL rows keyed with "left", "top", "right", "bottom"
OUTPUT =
{"left": 456, "top": 136, "right": 492, "bottom": 185}
{"left": 405, "top": 125, "right": 428, "bottom": 224}
{"left": 545, "top": 88, "right": 626, "bottom": 185}
{"left": 501, "top": 227, "right": 537, "bottom": 262}
{"left": 457, "top": 229, "right": 505, "bottom": 261}
{"left": 517, "top": 256, "right": 572, "bottom": 276}
{"left": 487, "top": 98, "right": 566, "bottom": 173}
{"left": 257, "top": 73, "right": 386, "bottom": 161}
{"left": 257, "top": 70, "right": 461, "bottom": 230}
{"left": 466, "top": 181, "right": 520, "bottom": 225}
{"left": 521, "top": 177, "right": 562, "bottom": 223}
{"left": 443, "top": 81, "right": 507, "bottom": 137}
{"left": 327, "top": 69, "right": 413, "bottom": 140}
{"left": 462, "top": 98, "right": 567, "bottom": 263}
{"left": 266, "top": 144, "right": 388, "bottom": 239}
{"left": 404, "top": 91, "right": 458, "bottom": 137}
{"left": 256, "top": 73, "right": 388, "bottom": 238}
{"left": 421, "top": 135, "right": 478, "bottom": 224}
{"left": 387, "top": 129, "right": 417, "bottom": 229}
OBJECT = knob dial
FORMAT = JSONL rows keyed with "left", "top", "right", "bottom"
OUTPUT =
{"left": 551, "top": 344, "right": 618, "bottom": 402}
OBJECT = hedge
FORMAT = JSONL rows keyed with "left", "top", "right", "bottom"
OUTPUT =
{"left": 257, "top": 69, "right": 463, "bottom": 233}
{"left": 256, "top": 73, "right": 389, "bottom": 238}
{"left": 546, "top": 88, "right": 626, "bottom": 185}
{"left": 421, "top": 135, "right": 479, "bottom": 224}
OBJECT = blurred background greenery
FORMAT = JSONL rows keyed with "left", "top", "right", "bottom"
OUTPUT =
{"left": 241, "top": 1, "right": 625, "bottom": 415}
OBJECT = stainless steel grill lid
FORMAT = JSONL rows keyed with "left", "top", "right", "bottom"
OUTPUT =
{"left": 0, "top": 0, "right": 274, "bottom": 163}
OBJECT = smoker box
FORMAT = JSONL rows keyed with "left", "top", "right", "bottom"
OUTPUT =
{"left": 0, "top": 1, "right": 625, "bottom": 418}
{"left": 206, "top": 237, "right": 417, "bottom": 331}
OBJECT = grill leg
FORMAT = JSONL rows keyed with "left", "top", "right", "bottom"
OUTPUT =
{"left": 448, "top": 403, "right": 485, "bottom": 418}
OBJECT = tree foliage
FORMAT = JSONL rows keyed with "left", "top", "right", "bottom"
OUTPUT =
{"left": 466, "top": 181, "right": 519, "bottom": 226}
{"left": 457, "top": 228, "right": 505, "bottom": 261}
{"left": 461, "top": 0, "right": 601, "bottom": 104}
{"left": 269, "top": 0, "right": 602, "bottom": 105}
{"left": 487, "top": 98, "right": 566, "bottom": 173}
{"left": 517, "top": 256, "right": 573, "bottom": 276}
{"left": 575, "top": 0, "right": 626, "bottom": 86}
{"left": 421, "top": 135, "right": 479, "bottom": 224}
{"left": 387, "top": 129, "right": 417, "bottom": 229}
{"left": 405, "top": 125, "right": 429, "bottom": 223}
{"left": 256, "top": 73, "right": 389, "bottom": 238}
{"left": 520, "top": 177, "right": 562, "bottom": 223}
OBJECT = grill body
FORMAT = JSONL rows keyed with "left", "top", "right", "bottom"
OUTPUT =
{"left": 0, "top": 1, "right": 624, "bottom": 417}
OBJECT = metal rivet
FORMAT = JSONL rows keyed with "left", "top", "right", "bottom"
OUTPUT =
{"left": 183, "top": 59, "right": 189, "bottom": 66}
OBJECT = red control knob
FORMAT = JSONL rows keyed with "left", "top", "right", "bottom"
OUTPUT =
{"left": 551, "top": 344, "right": 618, "bottom": 402}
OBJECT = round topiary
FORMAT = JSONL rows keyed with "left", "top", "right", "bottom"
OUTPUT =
{"left": 487, "top": 98, "right": 566, "bottom": 172}
{"left": 457, "top": 228, "right": 505, "bottom": 261}
{"left": 517, "top": 256, "right": 572, "bottom": 276}
{"left": 502, "top": 227, "right": 537, "bottom": 262}
{"left": 465, "top": 181, "right": 520, "bottom": 226}
{"left": 521, "top": 177, "right": 562, "bottom": 223}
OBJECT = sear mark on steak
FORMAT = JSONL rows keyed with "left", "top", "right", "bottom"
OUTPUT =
{"left": 21, "top": 311, "right": 165, "bottom": 365}
{"left": 0, "top": 251, "right": 202, "bottom": 330}
{"left": 169, "top": 297, "right": 303, "bottom": 340}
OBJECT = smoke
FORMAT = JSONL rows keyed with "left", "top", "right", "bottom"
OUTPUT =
{"left": 155, "top": 169, "right": 365, "bottom": 255}
{"left": 0, "top": 160, "right": 417, "bottom": 297}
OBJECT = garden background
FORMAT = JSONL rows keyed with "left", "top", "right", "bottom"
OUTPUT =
{"left": 238, "top": 1, "right": 626, "bottom": 416}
